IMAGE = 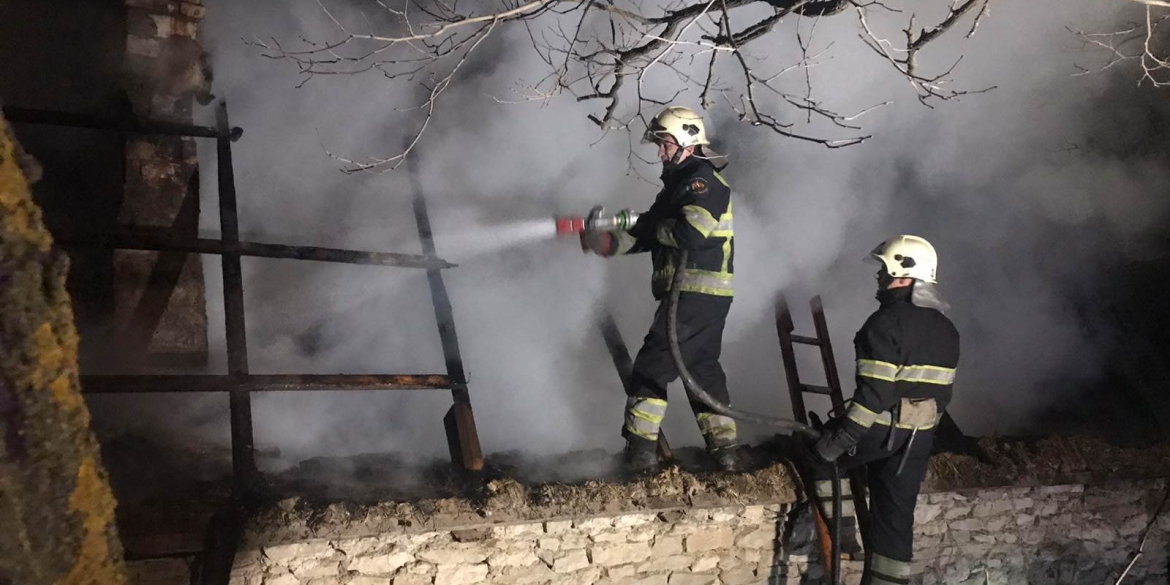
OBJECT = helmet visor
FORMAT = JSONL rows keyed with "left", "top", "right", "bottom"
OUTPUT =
{"left": 643, "top": 117, "right": 670, "bottom": 144}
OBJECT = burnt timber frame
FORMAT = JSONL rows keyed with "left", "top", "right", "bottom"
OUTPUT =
{"left": 4, "top": 103, "right": 486, "bottom": 483}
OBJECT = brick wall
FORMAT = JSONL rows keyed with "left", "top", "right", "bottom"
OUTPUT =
{"left": 116, "top": 0, "right": 210, "bottom": 368}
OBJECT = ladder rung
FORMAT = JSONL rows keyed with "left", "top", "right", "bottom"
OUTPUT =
{"left": 802, "top": 384, "right": 833, "bottom": 396}
{"left": 790, "top": 334, "right": 822, "bottom": 346}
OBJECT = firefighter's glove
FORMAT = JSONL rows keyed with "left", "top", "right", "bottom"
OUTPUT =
{"left": 581, "top": 230, "right": 616, "bottom": 257}
{"left": 812, "top": 425, "right": 856, "bottom": 464}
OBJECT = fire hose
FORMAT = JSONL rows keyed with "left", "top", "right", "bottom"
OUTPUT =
{"left": 666, "top": 249, "right": 842, "bottom": 585}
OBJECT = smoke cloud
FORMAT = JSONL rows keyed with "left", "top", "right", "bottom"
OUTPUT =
{"left": 89, "top": 0, "right": 1170, "bottom": 467}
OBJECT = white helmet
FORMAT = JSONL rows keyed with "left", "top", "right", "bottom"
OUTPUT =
{"left": 868, "top": 235, "right": 938, "bottom": 283}
{"left": 642, "top": 106, "right": 710, "bottom": 148}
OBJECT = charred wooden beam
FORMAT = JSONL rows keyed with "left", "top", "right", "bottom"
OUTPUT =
{"left": 57, "top": 233, "right": 456, "bottom": 269}
{"left": 409, "top": 163, "right": 484, "bottom": 472}
{"left": 2, "top": 105, "right": 241, "bottom": 140}
{"left": 80, "top": 374, "right": 460, "bottom": 393}
{"left": 216, "top": 102, "right": 257, "bottom": 493}
{"left": 196, "top": 504, "right": 246, "bottom": 585}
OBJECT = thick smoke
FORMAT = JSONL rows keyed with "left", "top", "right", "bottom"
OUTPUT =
{"left": 102, "top": 0, "right": 1170, "bottom": 467}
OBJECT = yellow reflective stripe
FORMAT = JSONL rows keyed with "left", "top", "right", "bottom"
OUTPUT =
{"left": 625, "top": 424, "right": 659, "bottom": 441}
{"left": 653, "top": 267, "right": 734, "bottom": 297}
{"left": 857, "top": 359, "right": 899, "bottom": 382}
{"left": 630, "top": 410, "right": 664, "bottom": 424}
{"left": 615, "top": 230, "right": 638, "bottom": 255}
{"left": 858, "top": 360, "right": 956, "bottom": 385}
{"left": 717, "top": 201, "right": 732, "bottom": 272}
{"left": 868, "top": 554, "right": 911, "bottom": 584}
{"left": 713, "top": 171, "right": 730, "bottom": 187}
{"left": 628, "top": 397, "right": 667, "bottom": 415}
{"left": 711, "top": 216, "right": 733, "bottom": 237}
{"left": 696, "top": 413, "right": 737, "bottom": 435}
{"left": 625, "top": 397, "right": 666, "bottom": 440}
{"left": 656, "top": 219, "right": 679, "bottom": 247}
{"left": 898, "top": 365, "right": 956, "bottom": 385}
{"left": 625, "top": 412, "right": 662, "bottom": 432}
{"left": 845, "top": 402, "right": 879, "bottom": 428}
{"left": 682, "top": 205, "right": 718, "bottom": 237}
{"left": 677, "top": 269, "right": 733, "bottom": 296}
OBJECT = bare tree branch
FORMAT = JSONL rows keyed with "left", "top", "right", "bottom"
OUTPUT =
{"left": 257, "top": 0, "right": 994, "bottom": 172}
{"left": 853, "top": 0, "right": 995, "bottom": 107}
{"left": 1072, "top": 2, "right": 1170, "bottom": 89}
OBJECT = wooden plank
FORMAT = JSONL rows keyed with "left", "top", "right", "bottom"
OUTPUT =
{"left": 409, "top": 167, "right": 484, "bottom": 472}
{"left": 80, "top": 374, "right": 458, "bottom": 393}
{"left": 216, "top": 102, "right": 256, "bottom": 492}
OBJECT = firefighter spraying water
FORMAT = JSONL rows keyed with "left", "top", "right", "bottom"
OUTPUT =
{"left": 552, "top": 105, "right": 839, "bottom": 582}
{"left": 561, "top": 106, "right": 749, "bottom": 474}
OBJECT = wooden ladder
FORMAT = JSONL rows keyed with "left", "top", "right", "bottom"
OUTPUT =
{"left": 775, "top": 295, "right": 871, "bottom": 570}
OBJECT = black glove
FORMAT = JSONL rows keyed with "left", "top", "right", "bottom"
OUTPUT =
{"left": 812, "top": 424, "right": 857, "bottom": 463}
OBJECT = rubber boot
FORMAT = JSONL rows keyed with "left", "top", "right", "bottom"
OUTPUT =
{"left": 837, "top": 515, "right": 865, "bottom": 558}
{"left": 710, "top": 445, "right": 740, "bottom": 473}
{"left": 623, "top": 436, "right": 659, "bottom": 475}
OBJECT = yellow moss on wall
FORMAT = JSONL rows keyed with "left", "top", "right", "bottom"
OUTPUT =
{"left": 0, "top": 114, "right": 127, "bottom": 584}
{"left": 62, "top": 457, "right": 121, "bottom": 585}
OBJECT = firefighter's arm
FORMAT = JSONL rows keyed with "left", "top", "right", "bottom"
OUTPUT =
{"left": 814, "top": 313, "right": 901, "bottom": 462}
{"left": 840, "top": 311, "right": 903, "bottom": 436}
{"left": 812, "top": 313, "right": 903, "bottom": 462}
{"left": 654, "top": 178, "right": 728, "bottom": 250}
{"left": 614, "top": 207, "right": 662, "bottom": 255}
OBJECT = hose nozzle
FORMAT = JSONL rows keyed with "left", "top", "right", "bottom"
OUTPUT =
{"left": 555, "top": 206, "right": 640, "bottom": 238}
{"left": 555, "top": 216, "right": 586, "bottom": 237}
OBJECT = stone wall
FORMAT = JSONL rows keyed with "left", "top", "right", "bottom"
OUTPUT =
{"left": 231, "top": 504, "right": 797, "bottom": 585}
{"left": 912, "top": 482, "right": 1169, "bottom": 584}
{"left": 125, "top": 478, "right": 1169, "bottom": 585}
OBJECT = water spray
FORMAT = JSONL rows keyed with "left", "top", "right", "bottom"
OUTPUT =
{"left": 555, "top": 206, "right": 640, "bottom": 238}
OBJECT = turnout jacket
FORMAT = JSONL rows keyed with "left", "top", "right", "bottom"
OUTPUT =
{"left": 840, "top": 286, "right": 960, "bottom": 437}
{"left": 615, "top": 157, "right": 734, "bottom": 300}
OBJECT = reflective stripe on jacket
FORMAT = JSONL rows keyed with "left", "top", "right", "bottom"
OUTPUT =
{"left": 841, "top": 286, "right": 960, "bottom": 434}
{"left": 615, "top": 157, "right": 734, "bottom": 300}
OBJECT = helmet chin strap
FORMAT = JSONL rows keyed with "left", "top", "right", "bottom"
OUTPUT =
{"left": 665, "top": 141, "right": 688, "bottom": 166}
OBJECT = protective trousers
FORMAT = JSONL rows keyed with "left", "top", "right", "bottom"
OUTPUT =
{"left": 623, "top": 293, "right": 738, "bottom": 453}
{"left": 811, "top": 424, "right": 934, "bottom": 585}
